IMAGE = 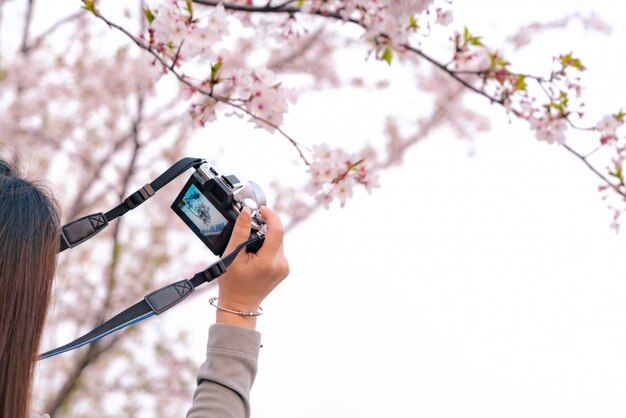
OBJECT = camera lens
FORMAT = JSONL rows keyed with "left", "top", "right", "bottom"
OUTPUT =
{"left": 247, "top": 181, "right": 266, "bottom": 207}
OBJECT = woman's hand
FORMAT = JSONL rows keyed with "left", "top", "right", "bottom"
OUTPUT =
{"left": 215, "top": 206, "right": 290, "bottom": 329}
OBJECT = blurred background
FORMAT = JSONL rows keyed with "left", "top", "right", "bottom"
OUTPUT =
{"left": 1, "top": 0, "right": 626, "bottom": 416}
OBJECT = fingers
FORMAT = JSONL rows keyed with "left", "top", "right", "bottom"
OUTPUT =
{"left": 223, "top": 207, "right": 252, "bottom": 255}
{"left": 257, "top": 206, "right": 285, "bottom": 256}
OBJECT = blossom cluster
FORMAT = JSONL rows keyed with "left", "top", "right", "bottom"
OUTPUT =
{"left": 0, "top": 47, "right": 160, "bottom": 154}
{"left": 305, "top": 143, "right": 380, "bottom": 208}
{"left": 298, "top": 0, "right": 452, "bottom": 62}
{"left": 448, "top": 25, "right": 626, "bottom": 229}
{"left": 145, "top": 1, "right": 294, "bottom": 131}
{"left": 187, "top": 65, "right": 296, "bottom": 130}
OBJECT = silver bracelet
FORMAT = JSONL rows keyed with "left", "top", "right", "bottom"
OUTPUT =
{"left": 208, "top": 297, "right": 264, "bottom": 317}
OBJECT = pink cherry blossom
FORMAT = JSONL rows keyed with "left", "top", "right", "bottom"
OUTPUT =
{"left": 529, "top": 116, "right": 568, "bottom": 145}
{"left": 596, "top": 114, "right": 623, "bottom": 136}
{"left": 306, "top": 143, "right": 380, "bottom": 207}
{"left": 436, "top": 9, "right": 454, "bottom": 26}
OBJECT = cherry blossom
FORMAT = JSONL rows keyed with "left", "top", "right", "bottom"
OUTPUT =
{"left": 306, "top": 143, "right": 380, "bottom": 208}
{"left": 529, "top": 115, "right": 568, "bottom": 145}
{"left": 596, "top": 113, "right": 624, "bottom": 142}
{"left": 436, "top": 9, "right": 454, "bottom": 27}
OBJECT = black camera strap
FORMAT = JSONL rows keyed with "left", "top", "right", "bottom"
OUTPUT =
{"left": 39, "top": 235, "right": 261, "bottom": 360}
{"left": 42, "top": 157, "right": 264, "bottom": 360}
{"left": 59, "top": 157, "right": 207, "bottom": 253}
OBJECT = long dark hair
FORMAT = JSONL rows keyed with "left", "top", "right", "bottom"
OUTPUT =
{"left": 0, "top": 160, "right": 60, "bottom": 418}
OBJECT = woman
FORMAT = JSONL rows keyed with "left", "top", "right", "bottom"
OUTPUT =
{"left": 0, "top": 160, "right": 290, "bottom": 418}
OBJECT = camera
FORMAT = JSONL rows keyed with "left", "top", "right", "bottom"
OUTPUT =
{"left": 171, "top": 162, "right": 266, "bottom": 256}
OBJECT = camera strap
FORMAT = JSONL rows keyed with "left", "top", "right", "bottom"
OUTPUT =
{"left": 59, "top": 157, "right": 207, "bottom": 253}
{"left": 42, "top": 156, "right": 264, "bottom": 360}
{"left": 39, "top": 235, "right": 262, "bottom": 360}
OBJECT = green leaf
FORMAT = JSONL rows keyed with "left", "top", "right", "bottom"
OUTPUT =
{"left": 185, "top": 0, "right": 193, "bottom": 17}
{"left": 408, "top": 15, "right": 418, "bottom": 30}
{"left": 560, "top": 52, "right": 586, "bottom": 71}
{"left": 381, "top": 47, "right": 393, "bottom": 65}
{"left": 616, "top": 109, "right": 625, "bottom": 121}
{"left": 211, "top": 61, "right": 223, "bottom": 79}
{"left": 609, "top": 165, "right": 623, "bottom": 181}
{"left": 469, "top": 36, "right": 483, "bottom": 46}
{"left": 463, "top": 27, "right": 483, "bottom": 46}
{"left": 143, "top": 8, "right": 155, "bottom": 25}
{"left": 549, "top": 102, "right": 563, "bottom": 112}
{"left": 298, "top": 0, "right": 304, "bottom": 7}
{"left": 82, "top": 0, "right": 97, "bottom": 15}
{"left": 516, "top": 75, "right": 527, "bottom": 91}
{"left": 559, "top": 91, "right": 569, "bottom": 107}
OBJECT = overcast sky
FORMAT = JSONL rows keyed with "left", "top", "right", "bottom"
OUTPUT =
{"left": 168, "top": 1, "right": 626, "bottom": 417}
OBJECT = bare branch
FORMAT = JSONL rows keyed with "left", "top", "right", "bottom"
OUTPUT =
{"left": 269, "top": 27, "right": 324, "bottom": 71}
{"left": 66, "top": 133, "right": 133, "bottom": 220}
{"left": 25, "top": 10, "right": 84, "bottom": 53}
{"left": 563, "top": 143, "right": 625, "bottom": 197}
{"left": 20, "top": 0, "right": 35, "bottom": 54}
{"left": 45, "top": 96, "right": 146, "bottom": 413}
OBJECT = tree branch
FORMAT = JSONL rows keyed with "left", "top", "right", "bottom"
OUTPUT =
{"left": 66, "top": 132, "right": 134, "bottom": 220}
{"left": 88, "top": 6, "right": 311, "bottom": 165}
{"left": 20, "top": 0, "right": 35, "bottom": 54}
{"left": 45, "top": 97, "right": 145, "bottom": 414}
{"left": 24, "top": 10, "right": 84, "bottom": 53}
{"left": 268, "top": 26, "right": 324, "bottom": 71}
{"left": 189, "top": 0, "right": 624, "bottom": 198}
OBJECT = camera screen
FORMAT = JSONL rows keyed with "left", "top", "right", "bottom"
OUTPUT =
{"left": 177, "top": 184, "right": 228, "bottom": 245}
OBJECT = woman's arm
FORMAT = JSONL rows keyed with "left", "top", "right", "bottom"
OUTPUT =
{"left": 186, "top": 324, "right": 261, "bottom": 418}
{"left": 186, "top": 206, "right": 289, "bottom": 418}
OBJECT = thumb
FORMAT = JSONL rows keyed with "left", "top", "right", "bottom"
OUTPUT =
{"left": 223, "top": 207, "right": 252, "bottom": 255}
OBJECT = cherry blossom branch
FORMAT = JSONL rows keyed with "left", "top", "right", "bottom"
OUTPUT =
{"left": 269, "top": 27, "right": 324, "bottom": 71}
{"left": 86, "top": 3, "right": 311, "bottom": 166}
{"left": 284, "top": 86, "right": 467, "bottom": 232}
{"left": 188, "top": 0, "right": 624, "bottom": 199}
{"left": 435, "top": 72, "right": 626, "bottom": 198}
{"left": 397, "top": 44, "right": 625, "bottom": 198}
{"left": 401, "top": 43, "right": 499, "bottom": 102}
{"left": 192, "top": 0, "right": 360, "bottom": 24}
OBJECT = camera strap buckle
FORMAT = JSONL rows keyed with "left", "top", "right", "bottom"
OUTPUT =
{"left": 144, "top": 279, "right": 194, "bottom": 315}
{"left": 59, "top": 213, "right": 108, "bottom": 250}
{"left": 58, "top": 157, "right": 206, "bottom": 253}
{"left": 203, "top": 261, "right": 226, "bottom": 281}
{"left": 124, "top": 183, "right": 155, "bottom": 210}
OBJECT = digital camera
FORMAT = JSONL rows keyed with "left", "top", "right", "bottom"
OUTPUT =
{"left": 171, "top": 162, "right": 266, "bottom": 256}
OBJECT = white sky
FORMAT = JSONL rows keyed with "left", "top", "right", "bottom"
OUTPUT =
{"left": 20, "top": 0, "right": 626, "bottom": 416}
{"left": 171, "top": 1, "right": 626, "bottom": 418}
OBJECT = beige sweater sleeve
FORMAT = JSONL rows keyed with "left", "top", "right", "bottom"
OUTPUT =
{"left": 186, "top": 323, "right": 262, "bottom": 418}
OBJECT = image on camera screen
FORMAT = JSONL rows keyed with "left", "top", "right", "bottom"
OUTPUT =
{"left": 178, "top": 184, "right": 228, "bottom": 244}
